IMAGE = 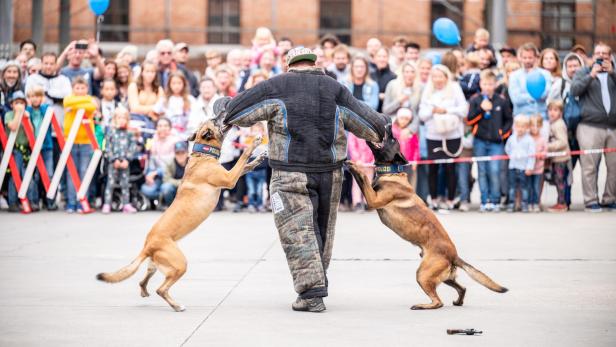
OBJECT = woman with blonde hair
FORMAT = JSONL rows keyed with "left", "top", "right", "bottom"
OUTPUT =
{"left": 343, "top": 55, "right": 379, "bottom": 110}
{"left": 383, "top": 61, "right": 422, "bottom": 123}
{"left": 418, "top": 64, "right": 469, "bottom": 210}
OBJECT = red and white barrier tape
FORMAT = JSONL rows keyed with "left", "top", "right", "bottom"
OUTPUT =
{"left": 358, "top": 148, "right": 616, "bottom": 167}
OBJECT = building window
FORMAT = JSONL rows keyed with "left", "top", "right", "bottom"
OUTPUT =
{"left": 99, "top": 0, "right": 129, "bottom": 42}
{"left": 430, "top": 0, "right": 464, "bottom": 48}
{"left": 207, "top": 0, "right": 240, "bottom": 44}
{"left": 319, "top": 0, "right": 352, "bottom": 45}
{"left": 542, "top": 0, "right": 575, "bottom": 50}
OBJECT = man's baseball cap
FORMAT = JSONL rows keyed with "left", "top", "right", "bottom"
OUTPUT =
{"left": 571, "top": 44, "right": 587, "bottom": 55}
{"left": 286, "top": 46, "right": 317, "bottom": 66}
{"left": 174, "top": 42, "right": 189, "bottom": 53}
{"left": 175, "top": 141, "right": 188, "bottom": 153}
{"left": 499, "top": 45, "right": 516, "bottom": 56}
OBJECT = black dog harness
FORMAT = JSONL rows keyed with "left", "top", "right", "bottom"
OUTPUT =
{"left": 375, "top": 164, "right": 406, "bottom": 176}
{"left": 192, "top": 144, "right": 221, "bottom": 159}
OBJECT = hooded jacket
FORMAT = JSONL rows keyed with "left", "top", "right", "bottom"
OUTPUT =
{"left": 548, "top": 53, "right": 585, "bottom": 102}
{"left": 223, "top": 67, "right": 388, "bottom": 172}
{"left": 570, "top": 57, "right": 616, "bottom": 129}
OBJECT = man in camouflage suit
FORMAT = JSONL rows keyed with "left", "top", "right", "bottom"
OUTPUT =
{"left": 214, "top": 47, "right": 388, "bottom": 312}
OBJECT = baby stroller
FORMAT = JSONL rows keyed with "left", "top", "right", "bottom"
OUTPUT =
{"left": 98, "top": 149, "right": 150, "bottom": 212}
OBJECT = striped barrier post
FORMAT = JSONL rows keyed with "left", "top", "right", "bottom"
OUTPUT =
{"left": 18, "top": 108, "right": 52, "bottom": 200}
{"left": 46, "top": 108, "right": 92, "bottom": 212}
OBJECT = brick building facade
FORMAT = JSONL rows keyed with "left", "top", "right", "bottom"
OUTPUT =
{"left": 11, "top": 0, "right": 616, "bottom": 52}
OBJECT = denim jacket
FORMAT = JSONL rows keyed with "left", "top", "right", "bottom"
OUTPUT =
{"left": 342, "top": 80, "right": 379, "bottom": 111}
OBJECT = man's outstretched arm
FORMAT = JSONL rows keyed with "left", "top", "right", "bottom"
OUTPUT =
{"left": 336, "top": 85, "right": 388, "bottom": 143}
{"left": 217, "top": 82, "right": 274, "bottom": 127}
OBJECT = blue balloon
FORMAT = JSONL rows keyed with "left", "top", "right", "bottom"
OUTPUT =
{"left": 89, "top": 0, "right": 109, "bottom": 16}
{"left": 526, "top": 70, "right": 547, "bottom": 101}
{"left": 432, "top": 18, "right": 461, "bottom": 46}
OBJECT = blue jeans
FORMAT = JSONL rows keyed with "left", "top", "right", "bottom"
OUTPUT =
{"left": 66, "top": 144, "right": 93, "bottom": 209}
{"left": 456, "top": 162, "right": 471, "bottom": 202}
{"left": 39, "top": 148, "right": 55, "bottom": 205}
{"left": 246, "top": 169, "right": 267, "bottom": 207}
{"left": 160, "top": 182, "right": 178, "bottom": 206}
{"left": 141, "top": 177, "right": 162, "bottom": 200}
{"left": 7, "top": 150, "right": 39, "bottom": 206}
{"left": 528, "top": 174, "right": 542, "bottom": 205}
{"left": 474, "top": 138, "right": 504, "bottom": 204}
{"left": 508, "top": 169, "right": 529, "bottom": 207}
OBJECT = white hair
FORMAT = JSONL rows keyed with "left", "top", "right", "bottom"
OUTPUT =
{"left": 156, "top": 39, "right": 174, "bottom": 52}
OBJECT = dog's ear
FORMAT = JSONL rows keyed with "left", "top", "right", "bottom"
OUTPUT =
{"left": 201, "top": 128, "right": 214, "bottom": 140}
{"left": 188, "top": 132, "right": 196, "bottom": 141}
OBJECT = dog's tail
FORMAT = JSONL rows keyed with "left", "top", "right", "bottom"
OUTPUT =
{"left": 96, "top": 251, "right": 148, "bottom": 283}
{"left": 454, "top": 257, "right": 508, "bottom": 293}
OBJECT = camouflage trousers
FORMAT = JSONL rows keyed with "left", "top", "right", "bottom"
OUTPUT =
{"left": 269, "top": 169, "right": 343, "bottom": 299}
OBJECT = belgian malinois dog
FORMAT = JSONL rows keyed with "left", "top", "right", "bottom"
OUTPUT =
{"left": 97, "top": 120, "right": 265, "bottom": 312}
{"left": 346, "top": 125, "right": 508, "bottom": 310}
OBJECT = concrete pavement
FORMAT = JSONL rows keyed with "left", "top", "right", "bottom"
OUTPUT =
{"left": 1, "top": 206, "right": 615, "bottom": 346}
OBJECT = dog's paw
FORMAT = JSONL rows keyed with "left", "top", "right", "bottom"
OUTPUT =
{"left": 173, "top": 304, "right": 186, "bottom": 312}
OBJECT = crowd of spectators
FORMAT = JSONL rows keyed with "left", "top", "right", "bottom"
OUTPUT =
{"left": 1, "top": 26, "right": 615, "bottom": 214}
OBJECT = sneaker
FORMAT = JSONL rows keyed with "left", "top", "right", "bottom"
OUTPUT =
{"left": 30, "top": 203, "right": 40, "bottom": 212}
{"left": 247, "top": 205, "right": 257, "bottom": 213}
{"left": 485, "top": 202, "right": 494, "bottom": 212}
{"left": 522, "top": 204, "right": 529, "bottom": 213}
{"left": 492, "top": 204, "right": 501, "bottom": 212}
{"left": 8, "top": 204, "right": 20, "bottom": 213}
{"left": 585, "top": 203, "right": 603, "bottom": 213}
{"left": 232, "top": 204, "right": 243, "bottom": 213}
{"left": 601, "top": 202, "right": 616, "bottom": 211}
{"left": 291, "top": 297, "right": 326, "bottom": 312}
{"left": 506, "top": 203, "right": 514, "bottom": 212}
{"left": 122, "top": 204, "right": 137, "bottom": 213}
{"left": 548, "top": 204, "right": 567, "bottom": 212}
{"left": 66, "top": 207, "right": 75, "bottom": 214}
{"left": 438, "top": 200, "right": 450, "bottom": 210}
{"left": 0, "top": 196, "right": 8, "bottom": 210}
{"left": 479, "top": 204, "right": 488, "bottom": 212}
{"left": 102, "top": 204, "right": 111, "bottom": 214}
{"left": 458, "top": 202, "right": 470, "bottom": 212}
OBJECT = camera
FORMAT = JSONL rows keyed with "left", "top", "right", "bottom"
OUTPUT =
{"left": 75, "top": 43, "right": 89, "bottom": 50}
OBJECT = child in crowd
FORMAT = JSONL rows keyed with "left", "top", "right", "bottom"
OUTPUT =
{"left": 546, "top": 101, "right": 571, "bottom": 212}
{"left": 26, "top": 86, "right": 56, "bottom": 210}
{"left": 99, "top": 78, "right": 119, "bottom": 129}
{"left": 347, "top": 133, "right": 374, "bottom": 211}
{"left": 4, "top": 91, "right": 39, "bottom": 212}
{"left": 153, "top": 71, "right": 196, "bottom": 138}
{"left": 102, "top": 107, "right": 137, "bottom": 214}
{"left": 459, "top": 52, "right": 482, "bottom": 100}
{"left": 141, "top": 117, "right": 179, "bottom": 208}
{"left": 63, "top": 76, "right": 98, "bottom": 213}
{"left": 250, "top": 27, "right": 278, "bottom": 67}
{"left": 391, "top": 107, "right": 419, "bottom": 186}
{"left": 244, "top": 122, "right": 268, "bottom": 213}
{"left": 467, "top": 69, "right": 513, "bottom": 212}
{"left": 528, "top": 115, "right": 546, "bottom": 212}
{"left": 505, "top": 115, "right": 536, "bottom": 212}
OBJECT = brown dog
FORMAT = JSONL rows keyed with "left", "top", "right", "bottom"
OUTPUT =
{"left": 96, "top": 120, "right": 265, "bottom": 312}
{"left": 346, "top": 125, "right": 507, "bottom": 310}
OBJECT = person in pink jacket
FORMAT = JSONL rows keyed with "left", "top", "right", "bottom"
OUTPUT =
{"left": 392, "top": 108, "right": 420, "bottom": 187}
{"left": 347, "top": 132, "right": 374, "bottom": 211}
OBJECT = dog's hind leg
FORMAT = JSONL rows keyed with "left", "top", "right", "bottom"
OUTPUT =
{"left": 411, "top": 257, "right": 449, "bottom": 310}
{"left": 443, "top": 277, "right": 466, "bottom": 306}
{"left": 139, "top": 261, "right": 157, "bottom": 297}
{"left": 152, "top": 245, "right": 188, "bottom": 312}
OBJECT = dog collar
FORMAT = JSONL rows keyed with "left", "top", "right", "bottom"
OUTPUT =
{"left": 192, "top": 143, "right": 221, "bottom": 159}
{"left": 375, "top": 164, "right": 406, "bottom": 175}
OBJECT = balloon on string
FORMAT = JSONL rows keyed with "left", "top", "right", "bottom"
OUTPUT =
{"left": 432, "top": 18, "right": 461, "bottom": 46}
{"left": 526, "top": 70, "right": 547, "bottom": 101}
{"left": 89, "top": 0, "right": 110, "bottom": 16}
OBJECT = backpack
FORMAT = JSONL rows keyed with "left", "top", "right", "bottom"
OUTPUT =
{"left": 560, "top": 82, "right": 581, "bottom": 132}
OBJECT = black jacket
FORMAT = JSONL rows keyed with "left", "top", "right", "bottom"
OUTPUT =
{"left": 224, "top": 67, "right": 388, "bottom": 172}
{"left": 570, "top": 67, "right": 616, "bottom": 129}
{"left": 370, "top": 66, "right": 397, "bottom": 112}
{"left": 466, "top": 93, "right": 513, "bottom": 143}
